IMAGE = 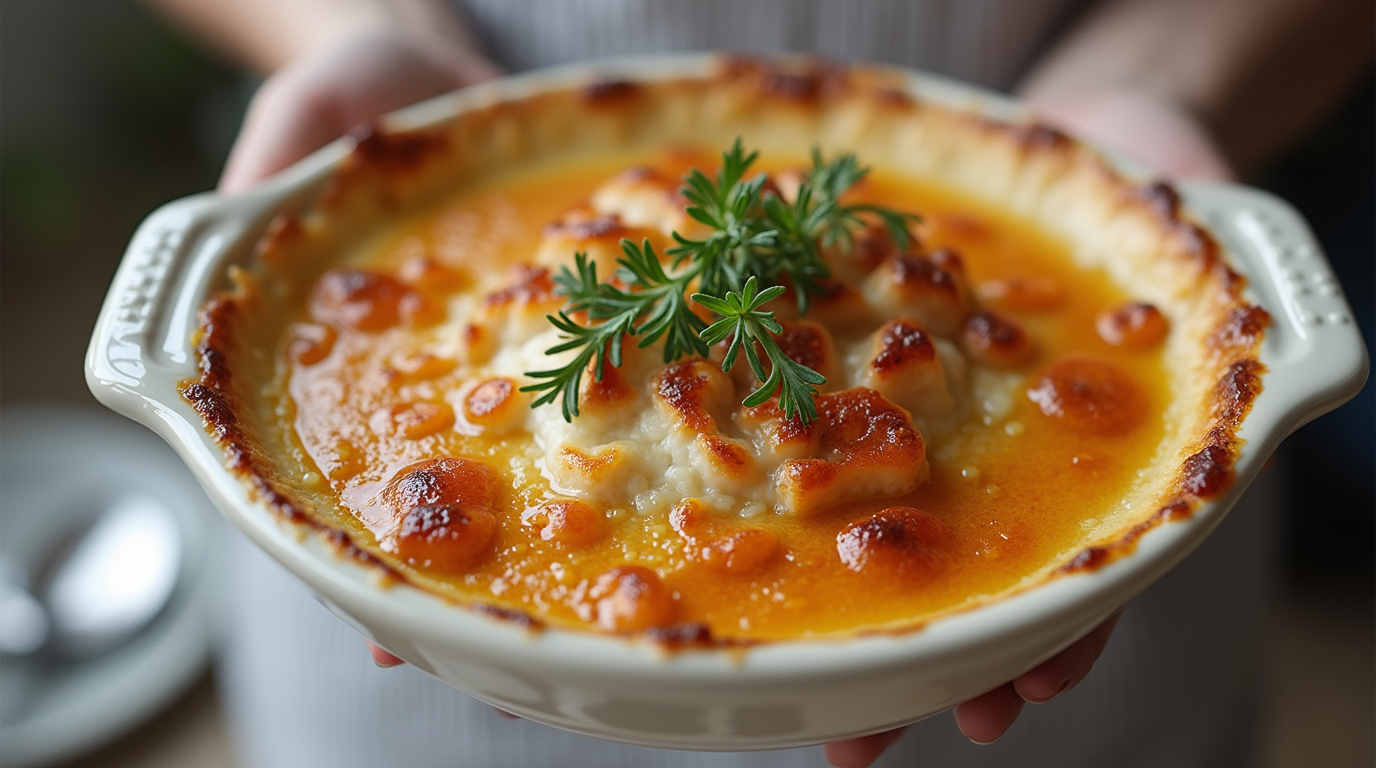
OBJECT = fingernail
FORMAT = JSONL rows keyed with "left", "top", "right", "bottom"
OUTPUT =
{"left": 969, "top": 722, "right": 1016, "bottom": 745}
{"left": 1023, "top": 678, "right": 1070, "bottom": 704}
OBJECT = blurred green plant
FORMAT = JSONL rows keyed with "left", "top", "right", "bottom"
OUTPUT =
{"left": 0, "top": 140, "right": 81, "bottom": 248}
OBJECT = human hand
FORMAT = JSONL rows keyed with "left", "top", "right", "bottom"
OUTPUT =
{"left": 821, "top": 612, "right": 1122, "bottom": 767}
{"left": 219, "top": 29, "right": 499, "bottom": 194}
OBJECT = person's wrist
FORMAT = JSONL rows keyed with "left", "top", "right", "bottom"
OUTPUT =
{"left": 314, "top": 24, "right": 500, "bottom": 84}
{"left": 409, "top": 32, "right": 503, "bottom": 84}
{"left": 1021, "top": 88, "right": 1234, "bottom": 182}
{"left": 219, "top": 26, "right": 500, "bottom": 193}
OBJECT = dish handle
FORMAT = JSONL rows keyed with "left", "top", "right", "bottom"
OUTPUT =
{"left": 85, "top": 185, "right": 290, "bottom": 434}
{"left": 86, "top": 193, "right": 221, "bottom": 398}
{"left": 1180, "top": 181, "right": 1369, "bottom": 447}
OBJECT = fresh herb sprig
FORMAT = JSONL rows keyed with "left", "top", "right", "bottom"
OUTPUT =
{"left": 521, "top": 140, "right": 919, "bottom": 424}
{"left": 694, "top": 278, "right": 828, "bottom": 423}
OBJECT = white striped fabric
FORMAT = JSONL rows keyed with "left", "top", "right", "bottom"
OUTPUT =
{"left": 455, "top": 0, "right": 1086, "bottom": 90}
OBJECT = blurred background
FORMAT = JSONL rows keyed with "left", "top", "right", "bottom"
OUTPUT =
{"left": 0, "top": 1, "right": 1371, "bottom": 766}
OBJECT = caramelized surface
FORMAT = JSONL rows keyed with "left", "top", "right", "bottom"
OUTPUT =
{"left": 274, "top": 151, "right": 1170, "bottom": 640}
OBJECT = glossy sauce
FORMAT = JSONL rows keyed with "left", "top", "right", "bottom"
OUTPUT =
{"left": 275, "top": 150, "right": 1169, "bottom": 640}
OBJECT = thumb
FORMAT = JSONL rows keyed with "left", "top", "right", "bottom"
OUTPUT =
{"left": 219, "top": 79, "right": 345, "bottom": 194}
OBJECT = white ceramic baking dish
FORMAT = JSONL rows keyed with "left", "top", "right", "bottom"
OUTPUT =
{"left": 86, "top": 54, "right": 1368, "bottom": 750}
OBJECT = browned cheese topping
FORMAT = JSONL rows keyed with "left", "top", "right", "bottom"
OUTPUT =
{"left": 199, "top": 146, "right": 1248, "bottom": 640}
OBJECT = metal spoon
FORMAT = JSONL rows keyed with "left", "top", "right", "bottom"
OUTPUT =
{"left": 0, "top": 493, "right": 181, "bottom": 658}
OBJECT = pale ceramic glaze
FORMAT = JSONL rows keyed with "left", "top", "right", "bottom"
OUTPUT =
{"left": 86, "top": 54, "right": 1368, "bottom": 750}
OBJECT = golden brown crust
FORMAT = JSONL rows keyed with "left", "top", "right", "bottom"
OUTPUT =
{"left": 670, "top": 499, "right": 780, "bottom": 574}
{"left": 773, "top": 388, "right": 928, "bottom": 515}
{"left": 836, "top": 506, "right": 947, "bottom": 579}
{"left": 961, "top": 310, "right": 1035, "bottom": 369}
{"left": 521, "top": 499, "right": 605, "bottom": 547}
{"left": 182, "top": 55, "right": 1268, "bottom": 639}
{"left": 1027, "top": 356, "right": 1146, "bottom": 436}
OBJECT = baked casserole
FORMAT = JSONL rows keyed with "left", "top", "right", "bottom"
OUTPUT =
{"left": 180, "top": 58, "right": 1267, "bottom": 643}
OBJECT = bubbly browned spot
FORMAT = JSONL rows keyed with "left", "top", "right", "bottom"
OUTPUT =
{"left": 731, "top": 55, "right": 853, "bottom": 106}
{"left": 254, "top": 213, "right": 305, "bottom": 263}
{"left": 580, "top": 356, "right": 636, "bottom": 412}
{"left": 286, "top": 322, "right": 336, "bottom": 366}
{"left": 962, "top": 310, "right": 1036, "bottom": 368}
{"left": 670, "top": 500, "right": 780, "bottom": 574}
{"left": 866, "top": 251, "right": 969, "bottom": 336}
{"left": 371, "top": 402, "right": 455, "bottom": 440}
{"left": 521, "top": 499, "right": 604, "bottom": 547}
{"left": 1211, "top": 306, "right": 1270, "bottom": 352}
{"left": 1180, "top": 443, "right": 1232, "bottom": 498}
{"left": 1001, "top": 122, "right": 1073, "bottom": 153}
{"left": 836, "top": 506, "right": 946, "bottom": 578}
{"left": 779, "top": 278, "right": 874, "bottom": 332}
{"left": 650, "top": 360, "right": 758, "bottom": 483}
{"left": 860, "top": 318, "right": 953, "bottom": 418}
{"left": 1027, "top": 356, "right": 1145, "bottom": 435}
{"left": 1096, "top": 302, "right": 1169, "bottom": 349}
{"left": 1134, "top": 180, "right": 1229, "bottom": 270}
{"left": 740, "top": 399, "right": 819, "bottom": 459}
{"left": 583, "top": 79, "right": 642, "bottom": 104}
{"left": 926, "top": 212, "right": 991, "bottom": 242}
{"left": 548, "top": 444, "right": 640, "bottom": 493}
{"left": 391, "top": 353, "right": 455, "bottom": 382}
{"left": 543, "top": 212, "right": 627, "bottom": 240}
{"left": 775, "top": 388, "right": 928, "bottom": 514}
{"left": 396, "top": 503, "right": 498, "bottom": 573}
{"left": 380, "top": 458, "right": 501, "bottom": 573}
{"left": 612, "top": 165, "right": 660, "bottom": 184}
{"left": 588, "top": 164, "right": 691, "bottom": 235}
{"left": 773, "top": 320, "right": 839, "bottom": 385}
{"left": 587, "top": 565, "right": 675, "bottom": 632}
{"left": 613, "top": 163, "right": 680, "bottom": 192}
{"left": 458, "top": 322, "right": 492, "bottom": 363}
{"left": 696, "top": 433, "right": 754, "bottom": 475}
{"left": 843, "top": 222, "right": 901, "bottom": 275}
{"left": 816, "top": 389, "right": 926, "bottom": 464}
{"left": 483, "top": 264, "right": 557, "bottom": 307}
{"left": 399, "top": 255, "right": 464, "bottom": 293}
{"left": 1216, "top": 360, "right": 1264, "bottom": 424}
{"left": 466, "top": 377, "right": 515, "bottom": 418}
{"left": 891, "top": 253, "right": 961, "bottom": 296}
{"left": 556, "top": 445, "right": 616, "bottom": 475}
{"left": 321, "top": 439, "right": 366, "bottom": 483}
{"left": 870, "top": 318, "right": 936, "bottom": 373}
{"left": 381, "top": 457, "right": 498, "bottom": 513}
{"left": 653, "top": 359, "right": 733, "bottom": 432}
{"left": 311, "top": 268, "right": 411, "bottom": 332}
{"left": 701, "top": 529, "right": 777, "bottom": 573}
{"left": 347, "top": 122, "right": 448, "bottom": 171}
{"left": 459, "top": 376, "right": 529, "bottom": 436}
{"left": 976, "top": 275, "right": 1065, "bottom": 312}
{"left": 401, "top": 292, "right": 446, "bottom": 327}
{"left": 927, "top": 247, "right": 967, "bottom": 278}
